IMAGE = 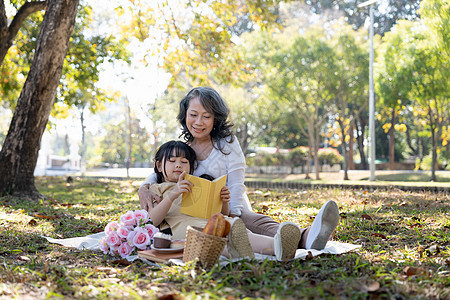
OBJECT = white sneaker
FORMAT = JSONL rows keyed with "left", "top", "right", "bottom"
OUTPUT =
{"left": 227, "top": 218, "right": 254, "bottom": 259}
{"left": 274, "top": 222, "right": 301, "bottom": 261}
{"left": 305, "top": 200, "right": 339, "bottom": 250}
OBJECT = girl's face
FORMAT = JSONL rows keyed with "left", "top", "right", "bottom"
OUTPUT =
{"left": 157, "top": 151, "right": 191, "bottom": 183}
{"left": 186, "top": 97, "right": 214, "bottom": 142}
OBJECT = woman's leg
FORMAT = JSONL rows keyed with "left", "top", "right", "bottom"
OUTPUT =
{"left": 240, "top": 209, "right": 279, "bottom": 237}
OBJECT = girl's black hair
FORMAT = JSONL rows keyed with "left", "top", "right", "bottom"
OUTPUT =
{"left": 154, "top": 140, "right": 197, "bottom": 183}
{"left": 177, "top": 86, "right": 234, "bottom": 154}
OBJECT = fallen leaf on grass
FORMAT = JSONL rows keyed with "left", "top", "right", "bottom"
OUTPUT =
{"left": 355, "top": 238, "right": 369, "bottom": 243}
{"left": 409, "top": 223, "right": 423, "bottom": 228}
{"left": 362, "top": 281, "right": 380, "bottom": 292}
{"left": 339, "top": 213, "right": 347, "bottom": 219}
{"left": 403, "top": 266, "right": 425, "bottom": 277}
{"left": 91, "top": 227, "right": 104, "bottom": 233}
{"left": 379, "top": 222, "right": 394, "bottom": 227}
{"left": 32, "top": 213, "right": 58, "bottom": 220}
{"left": 425, "top": 245, "right": 440, "bottom": 255}
{"left": 361, "top": 214, "right": 373, "bottom": 220}
{"left": 48, "top": 197, "right": 58, "bottom": 205}
{"left": 159, "top": 293, "right": 183, "bottom": 300}
{"left": 372, "top": 233, "right": 387, "bottom": 239}
{"left": 110, "top": 259, "right": 131, "bottom": 266}
{"left": 261, "top": 205, "right": 270, "bottom": 212}
{"left": 18, "top": 256, "right": 30, "bottom": 262}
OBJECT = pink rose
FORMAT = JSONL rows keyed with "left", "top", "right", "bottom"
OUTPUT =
{"left": 99, "top": 236, "right": 109, "bottom": 254}
{"left": 118, "top": 242, "right": 135, "bottom": 258}
{"left": 106, "top": 231, "right": 121, "bottom": 247}
{"left": 104, "top": 221, "right": 119, "bottom": 234}
{"left": 144, "top": 224, "right": 159, "bottom": 239}
{"left": 134, "top": 209, "right": 149, "bottom": 225}
{"left": 117, "top": 225, "right": 133, "bottom": 240}
{"left": 109, "top": 244, "right": 120, "bottom": 256}
{"left": 131, "top": 227, "right": 151, "bottom": 250}
{"left": 120, "top": 211, "right": 137, "bottom": 226}
{"left": 127, "top": 230, "right": 136, "bottom": 243}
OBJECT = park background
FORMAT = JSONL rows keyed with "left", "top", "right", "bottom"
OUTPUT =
{"left": 0, "top": 0, "right": 449, "bottom": 299}
{"left": 1, "top": 0, "right": 448, "bottom": 190}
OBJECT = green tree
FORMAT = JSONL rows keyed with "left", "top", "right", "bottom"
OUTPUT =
{"left": 375, "top": 20, "right": 415, "bottom": 170}
{"left": 305, "top": 0, "right": 421, "bottom": 35}
{"left": 329, "top": 22, "right": 369, "bottom": 180}
{"left": 264, "top": 27, "right": 337, "bottom": 180}
{"left": 97, "top": 115, "right": 153, "bottom": 166}
{"left": 0, "top": 0, "right": 79, "bottom": 197}
{"left": 407, "top": 17, "right": 449, "bottom": 179}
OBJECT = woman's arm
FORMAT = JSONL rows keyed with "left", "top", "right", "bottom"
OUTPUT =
{"left": 225, "top": 137, "right": 247, "bottom": 216}
{"left": 138, "top": 173, "right": 159, "bottom": 211}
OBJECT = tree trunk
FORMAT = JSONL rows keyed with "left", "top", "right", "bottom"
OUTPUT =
{"left": 80, "top": 106, "right": 86, "bottom": 176}
{"left": 0, "top": 1, "right": 47, "bottom": 66}
{"left": 430, "top": 113, "right": 437, "bottom": 182}
{"left": 388, "top": 108, "right": 396, "bottom": 170}
{"left": 236, "top": 122, "right": 249, "bottom": 155}
{"left": 338, "top": 119, "right": 349, "bottom": 180}
{"left": 356, "top": 116, "right": 367, "bottom": 169}
{"left": 0, "top": 0, "right": 79, "bottom": 198}
{"left": 348, "top": 122, "right": 355, "bottom": 170}
{"left": 314, "top": 127, "right": 320, "bottom": 180}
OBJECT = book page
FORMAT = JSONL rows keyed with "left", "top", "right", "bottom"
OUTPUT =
{"left": 181, "top": 174, "right": 226, "bottom": 219}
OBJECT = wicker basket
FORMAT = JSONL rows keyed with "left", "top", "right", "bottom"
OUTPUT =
{"left": 183, "top": 226, "right": 227, "bottom": 268}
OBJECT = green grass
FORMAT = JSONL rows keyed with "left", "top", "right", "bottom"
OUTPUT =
{"left": 0, "top": 176, "right": 449, "bottom": 299}
{"left": 245, "top": 170, "right": 450, "bottom": 187}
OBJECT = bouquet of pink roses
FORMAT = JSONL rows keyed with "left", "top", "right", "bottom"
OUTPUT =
{"left": 99, "top": 209, "right": 159, "bottom": 258}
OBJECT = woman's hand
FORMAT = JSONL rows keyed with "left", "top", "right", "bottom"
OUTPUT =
{"left": 138, "top": 184, "right": 160, "bottom": 211}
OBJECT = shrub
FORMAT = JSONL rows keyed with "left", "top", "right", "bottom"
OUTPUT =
{"left": 318, "top": 148, "right": 343, "bottom": 166}
{"left": 288, "top": 146, "right": 309, "bottom": 167}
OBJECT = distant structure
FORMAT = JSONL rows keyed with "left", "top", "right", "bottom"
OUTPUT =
{"left": 34, "top": 132, "right": 81, "bottom": 176}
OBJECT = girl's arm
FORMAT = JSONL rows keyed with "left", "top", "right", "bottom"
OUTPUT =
{"left": 220, "top": 186, "right": 230, "bottom": 216}
{"left": 147, "top": 172, "right": 192, "bottom": 226}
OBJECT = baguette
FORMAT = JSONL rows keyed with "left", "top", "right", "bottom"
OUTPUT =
{"left": 202, "top": 213, "right": 230, "bottom": 237}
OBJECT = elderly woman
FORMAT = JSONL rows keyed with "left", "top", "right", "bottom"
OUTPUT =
{"left": 138, "top": 87, "right": 339, "bottom": 256}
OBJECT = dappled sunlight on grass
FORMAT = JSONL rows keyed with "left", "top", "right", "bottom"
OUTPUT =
{"left": 0, "top": 177, "right": 448, "bottom": 299}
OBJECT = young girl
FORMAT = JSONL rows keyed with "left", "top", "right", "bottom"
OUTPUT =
{"left": 147, "top": 140, "right": 303, "bottom": 261}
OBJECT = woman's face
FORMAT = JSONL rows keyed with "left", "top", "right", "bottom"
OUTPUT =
{"left": 185, "top": 97, "right": 214, "bottom": 141}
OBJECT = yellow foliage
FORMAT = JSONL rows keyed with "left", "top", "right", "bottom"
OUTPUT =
{"left": 394, "top": 123, "right": 407, "bottom": 133}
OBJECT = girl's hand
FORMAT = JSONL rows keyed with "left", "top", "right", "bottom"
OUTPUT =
{"left": 220, "top": 186, "right": 231, "bottom": 216}
{"left": 220, "top": 186, "right": 231, "bottom": 204}
{"left": 169, "top": 171, "right": 193, "bottom": 200}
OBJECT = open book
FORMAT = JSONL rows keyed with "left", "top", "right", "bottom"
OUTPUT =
{"left": 181, "top": 174, "right": 227, "bottom": 219}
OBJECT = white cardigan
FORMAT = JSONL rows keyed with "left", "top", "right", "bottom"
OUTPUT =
{"left": 142, "top": 136, "right": 252, "bottom": 216}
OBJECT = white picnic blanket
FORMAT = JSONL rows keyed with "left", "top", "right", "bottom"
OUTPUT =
{"left": 42, "top": 232, "right": 361, "bottom": 265}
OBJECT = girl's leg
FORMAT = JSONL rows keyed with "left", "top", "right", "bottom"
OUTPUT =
{"left": 246, "top": 230, "right": 275, "bottom": 255}
{"left": 241, "top": 209, "right": 309, "bottom": 249}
